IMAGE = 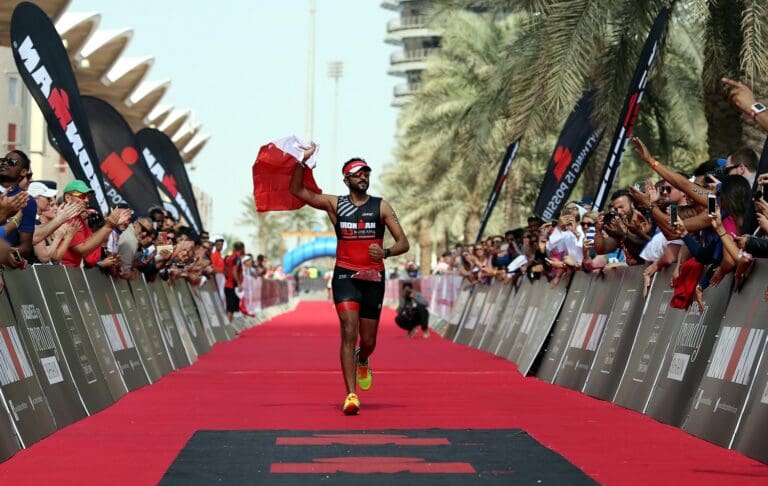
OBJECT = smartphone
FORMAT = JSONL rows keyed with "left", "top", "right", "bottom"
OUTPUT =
{"left": 156, "top": 244, "right": 173, "bottom": 254}
{"left": 708, "top": 194, "right": 717, "bottom": 216}
{"left": 669, "top": 204, "right": 677, "bottom": 226}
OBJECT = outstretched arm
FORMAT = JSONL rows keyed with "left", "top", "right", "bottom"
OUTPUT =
{"left": 289, "top": 144, "right": 337, "bottom": 217}
{"left": 370, "top": 200, "right": 409, "bottom": 261}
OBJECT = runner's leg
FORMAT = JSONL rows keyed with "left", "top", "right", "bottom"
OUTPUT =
{"left": 337, "top": 303, "right": 360, "bottom": 394}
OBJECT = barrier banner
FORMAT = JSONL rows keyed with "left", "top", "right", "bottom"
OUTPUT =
{"left": 536, "top": 271, "right": 591, "bottom": 383}
{"left": 442, "top": 283, "right": 471, "bottom": 340}
{"left": 0, "top": 290, "right": 56, "bottom": 447}
{"left": 483, "top": 278, "right": 533, "bottom": 356}
{"left": 148, "top": 280, "right": 196, "bottom": 367}
{"left": 646, "top": 275, "right": 734, "bottom": 426}
{"left": 478, "top": 283, "right": 516, "bottom": 352}
{"left": 613, "top": 266, "right": 685, "bottom": 412}
{"left": 137, "top": 128, "right": 204, "bottom": 235}
{"left": 453, "top": 285, "right": 488, "bottom": 345}
{"left": 127, "top": 280, "right": 175, "bottom": 376}
{"left": 732, "top": 268, "right": 768, "bottom": 462}
{"left": 469, "top": 281, "right": 506, "bottom": 349}
{"left": 64, "top": 267, "right": 129, "bottom": 401}
{"left": 184, "top": 282, "right": 218, "bottom": 345}
{"left": 10, "top": 2, "right": 110, "bottom": 215}
{"left": 593, "top": 8, "right": 669, "bottom": 210}
{"left": 0, "top": 406, "right": 19, "bottom": 462}
{"left": 82, "top": 96, "right": 165, "bottom": 214}
{"left": 201, "top": 279, "right": 236, "bottom": 340}
{"left": 517, "top": 273, "right": 571, "bottom": 376}
{"left": 167, "top": 283, "right": 211, "bottom": 355}
{"left": 534, "top": 91, "right": 604, "bottom": 221}
{"left": 583, "top": 265, "right": 646, "bottom": 400}
{"left": 33, "top": 266, "right": 113, "bottom": 415}
{"left": 555, "top": 269, "right": 624, "bottom": 390}
{"left": 82, "top": 269, "right": 150, "bottom": 391}
{"left": 241, "top": 274, "right": 263, "bottom": 315}
{"left": 495, "top": 278, "right": 536, "bottom": 359}
{"left": 3, "top": 269, "right": 87, "bottom": 427}
{"left": 683, "top": 262, "right": 768, "bottom": 447}
{"left": 190, "top": 284, "right": 229, "bottom": 343}
{"left": 506, "top": 278, "right": 555, "bottom": 364}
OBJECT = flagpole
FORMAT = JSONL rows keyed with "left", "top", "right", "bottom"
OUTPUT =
{"left": 305, "top": 0, "right": 316, "bottom": 141}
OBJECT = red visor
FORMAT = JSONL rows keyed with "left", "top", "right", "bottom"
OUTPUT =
{"left": 343, "top": 160, "right": 371, "bottom": 176}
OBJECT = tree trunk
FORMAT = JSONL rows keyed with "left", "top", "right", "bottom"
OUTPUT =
{"left": 418, "top": 220, "right": 432, "bottom": 276}
{"left": 464, "top": 210, "right": 481, "bottom": 243}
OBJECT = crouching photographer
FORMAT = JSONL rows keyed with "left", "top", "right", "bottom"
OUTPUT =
{"left": 395, "top": 282, "right": 430, "bottom": 339}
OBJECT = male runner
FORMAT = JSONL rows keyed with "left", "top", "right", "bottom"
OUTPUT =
{"left": 290, "top": 145, "right": 409, "bottom": 415}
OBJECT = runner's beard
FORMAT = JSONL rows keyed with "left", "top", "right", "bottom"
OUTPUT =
{"left": 350, "top": 180, "right": 368, "bottom": 195}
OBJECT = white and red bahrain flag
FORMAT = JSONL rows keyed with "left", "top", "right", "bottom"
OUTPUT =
{"left": 252, "top": 135, "right": 322, "bottom": 212}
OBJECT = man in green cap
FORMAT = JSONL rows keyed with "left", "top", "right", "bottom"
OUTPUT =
{"left": 60, "top": 180, "right": 132, "bottom": 268}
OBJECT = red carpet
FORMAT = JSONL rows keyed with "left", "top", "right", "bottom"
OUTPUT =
{"left": 1, "top": 301, "right": 767, "bottom": 484}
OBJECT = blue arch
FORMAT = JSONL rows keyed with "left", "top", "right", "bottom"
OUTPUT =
{"left": 282, "top": 237, "right": 337, "bottom": 273}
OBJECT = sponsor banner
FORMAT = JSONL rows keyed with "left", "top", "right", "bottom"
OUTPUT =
{"left": 593, "top": 8, "right": 670, "bottom": 210}
{"left": 166, "top": 283, "right": 211, "bottom": 356}
{"left": 82, "top": 96, "right": 165, "bottom": 214}
{"left": 516, "top": 273, "right": 571, "bottom": 376}
{"left": 33, "top": 265, "right": 114, "bottom": 415}
{"left": 475, "top": 140, "right": 521, "bottom": 243}
{"left": 613, "top": 266, "right": 685, "bottom": 413}
{"left": 683, "top": 261, "right": 768, "bottom": 448}
{"left": 478, "top": 283, "right": 516, "bottom": 353}
{"left": 536, "top": 272, "right": 592, "bottom": 383}
{"left": 188, "top": 283, "right": 229, "bottom": 343}
{"left": 645, "top": 275, "right": 733, "bottom": 426}
{"left": 0, "top": 288, "right": 56, "bottom": 448}
{"left": 200, "top": 280, "right": 235, "bottom": 340}
{"left": 732, "top": 264, "right": 768, "bottom": 462}
{"left": 468, "top": 281, "right": 506, "bottom": 349}
{"left": 505, "top": 279, "right": 552, "bottom": 364}
{"left": 3, "top": 269, "right": 87, "bottom": 428}
{"left": 453, "top": 286, "right": 489, "bottom": 345}
{"left": 483, "top": 280, "right": 526, "bottom": 355}
{"left": 582, "top": 265, "right": 646, "bottom": 400}
{"left": 495, "top": 279, "right": 537, "bottom": 359}
{"left": 554, "top": 270, "right": 624, "bottom": 390}
{"left": 10, "top": 2, "right": 109, "bottom": 215}
{"left": 443, "top": 283, "right": 472, "bottom": 341}
{"left": 63, "top": 267, "right": 128, "bottom": 401}
{"left": 126, "top": 280, "right": 175, "bottom": 377}
{"left": 136, "top": 128, "right": 204, "bottom": 235}
{"left": 82, "top": 269, "right": 150, "bottom": 391}
{"left": 534, "top": 92, "right": 604, "bottom": 220}
{"left": 148, "top": 280, "right": 196, "bottom": 367}
{"left": 0, "top": 403, "right": 20, "bottom": 462}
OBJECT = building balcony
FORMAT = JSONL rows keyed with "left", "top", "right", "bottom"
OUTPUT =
{"left": 385, "top": 15, "right": 437, "bottom": 44}
{"left": 387, "top": 47, "right": 438, "bottom": 75}
{"left": 380, "top": 0, "right": 401, "bottom": 11}
{"left": 394, "top": 82, "right": 420, "bottom": 97}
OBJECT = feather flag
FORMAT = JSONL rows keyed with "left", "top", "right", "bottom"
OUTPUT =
{"left": 252, "top": 135, "right": 322, "bottom": 212}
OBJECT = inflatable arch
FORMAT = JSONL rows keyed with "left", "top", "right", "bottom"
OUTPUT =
{"left": 282, "top": 237, "right": 337, "bottom": 273}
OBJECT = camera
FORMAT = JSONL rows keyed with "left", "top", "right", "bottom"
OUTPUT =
{"left": 86, "top": 211, "right": 104, "bottom": 230}
{"left": 603, "top": 211, "right": 618, "bottom": 226}
{"left": 755, "top": 184, "right": 766, "bottom": 201}
{"left": 704, "top": 166, "right": 728, "bottom": 184}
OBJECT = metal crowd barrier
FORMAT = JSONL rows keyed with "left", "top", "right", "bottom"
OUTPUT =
{"left": 388, "top": 266, "right": 768, "bottom": 464}
{"left": 0, "top": 265, "right": 293, "bottom": 462}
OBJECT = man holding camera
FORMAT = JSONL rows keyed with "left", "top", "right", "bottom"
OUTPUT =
{"left": 594, "top": 189, "right": 651, "bottom": 266}
{"left": 395, "top": 282, "right": 430, "bottom": 339}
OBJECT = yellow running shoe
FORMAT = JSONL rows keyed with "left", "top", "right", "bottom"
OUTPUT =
{"left": 355, "top": 348, "right": 373, "bottom": 391}
{"left": 343, "top": 393, "right": 360, "bottom": 415}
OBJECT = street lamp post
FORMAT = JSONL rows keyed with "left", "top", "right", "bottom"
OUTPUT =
{"left": 327, "top": 61, "right": 344, "bottom": 175}
{"left": 305, "top": 0, "right": 316, "bottom": 141}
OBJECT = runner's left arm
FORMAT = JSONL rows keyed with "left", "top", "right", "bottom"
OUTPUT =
{"left": 369, "top": 200, "right": 409, "bottom": 261}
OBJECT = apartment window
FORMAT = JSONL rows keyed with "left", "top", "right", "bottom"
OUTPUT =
{"left": 7, "top": 124, "right": 16, "bottom": 151}
{"left": 8, "top": 77, "right": 19, "bottom": 106}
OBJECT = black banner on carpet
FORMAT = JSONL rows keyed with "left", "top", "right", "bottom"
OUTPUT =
{"left": 645, "top": 275, "right": 734, "bottom": 427}
{"left": 592, "top": 8, "right": 669, "bottom": 210}
{"left": 683, "top": 262, "right": 768, "bottom": 448}
{"left": 444, "top": 284, "right": 472, "bottom": 341}
{"left": 534, "top": 92, "right": 604, "bottom": 220}
{"left": 159, "top": 281, "right": 201, "bottom": 363}
{"left": 0, "top": 290, "right": 56, "bottom": 448}
{"left": 63, "top": 267, "right": 128, "bottom": 401}
{"left": 0, "top": 404, "right": 19, "bottom": 462}
{"left": 555, "top": 269, "right": 624, "bottom": 391}
{"left": 454, "top": 286, "right": 489, "bottom": 346}
{"left": 10, "top": 2, "right": 110, "bottom": 215}
{"left": 32, "top": 265, "right": 114, "bottom": 415}
{"left": 137, "top": 128, "right": 204, "bottom": 235}
{"left": 484, "top": 280, "right": 528, "bottom": 356}
{"left": 82, "top": 269, "right": 150, "bottom": 391}
{"left": 613, "top": 266, "right": 685, "bottom": 412}
{"left": 496, "top": 279, "right": 543, "bottom": 361}
{"left": 111, "top": 279, "right": 163, "bottom": 382}
{"left": 475, "top": 140, "right": 520, "bottom": 243}
{"left": 145, "top": 279, "right": 193, "bottom": 368}
{"left": 129, "top": 280, "right": 176, "bottom": 373}
{"left": 582, "top": 266, "right": 646, "bottom": 400}
{"left": 469, "top": 281, "right": 505, "bottom": 349}
{"left": 3, "top": 269, "right": 87, "bottom": 428}
{"left": 517, "top": 274, "right": 571, "bottom": 376}
{"left": 478, "top": 283, "right": 515, "bottom": 352}
{"left": 732, "top": 268, "right": 768, "bottom": 462}
{"left": 82, "top": 96, "right": 165, "bottom": 214}
{"left": 536, "top": 272, "right": 591, "bottom": 383}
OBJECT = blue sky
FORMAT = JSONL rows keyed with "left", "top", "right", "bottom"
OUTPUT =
{"left": 70, "top": 0, "right": 400, "bottom": 241}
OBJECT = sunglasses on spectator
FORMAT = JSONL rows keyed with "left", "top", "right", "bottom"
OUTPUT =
{"left": 69, "top": 191, "right": 90, "bottom": 200}
{"left": 138, "top": 223, "right": 154, "bottom": 235}
{"left": 660, "top": 186, "right": 673, "bottom": 194}
{"left": 0, "top": 157, "right": 19, "bottom": 167}
{"left": 581, "top": 222, "right": 595, "bottom": 228}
